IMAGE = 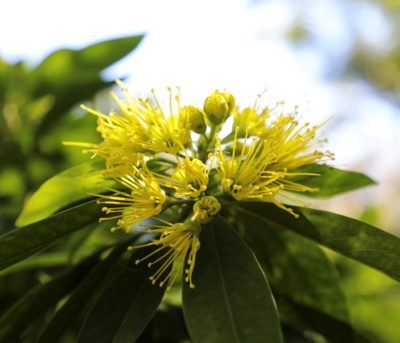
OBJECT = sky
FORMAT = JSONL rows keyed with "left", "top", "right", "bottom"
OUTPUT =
{"left": 2, "top": 0, "right": 400, "bottom": 221}
{"left": 0, "top": 0, "right": 326, "bottom": 102}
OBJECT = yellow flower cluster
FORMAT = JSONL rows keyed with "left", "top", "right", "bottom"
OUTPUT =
{"left": 67, "top": 81, "right": 333, "bottom": 290}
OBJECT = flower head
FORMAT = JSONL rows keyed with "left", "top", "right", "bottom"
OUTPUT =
{"left": 132, "top": 220, "right": 201, "bottom": 290}
{"left": 217, "top": 114, "right": 332, "bottom": 216}
{"left": 66, "top": 82, "right": 335, "bottom": 290}
{"left": 65, "top": 82, "right": 192, "bottom": 169}
{"left": 128, "top": 86, "right": 191, "bottom": 154}
{"left": 96, "top": 168, "right": 166, "bottom": 232}
{"left": 156, "top": 158, "right": 209, "bottom": 198}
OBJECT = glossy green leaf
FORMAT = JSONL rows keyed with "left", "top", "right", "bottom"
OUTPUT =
{"left": 16, "top": 161, "right": 111, "bottom": 227}
{"left": 0, "top": 200, "right": 101, "bottom": 271}
{"left": 290, "top": 164, "right": 376, "bottom": 198}
{"left": 78, "top": 247, "right": 168, "bottom": 343}
{"left": 36, "top": 240, "right": 134, "bottom": 343}
{"left": 242, "top": 211, "right": 349, "bottom": 323}
{"left": 0, "top": 250, "right": 100, "bottom": 342}
{"left": 236, "top": 202, "right": 400, "bottom": 282}
{"left": 183, "top": 216, "right": 283, "bottom": 343}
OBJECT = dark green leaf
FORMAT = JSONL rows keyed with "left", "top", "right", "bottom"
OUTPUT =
{"left": 183, "top": 216, "right": 283, "bottom": 343}
{"left": 242, "top": 211, "right": 349, "bottom": 323}
{"left": 16, "top": 161, "right": 110, "bottom": 226}
{"left": 236, "top": 202, "right": 400, "bottom": 282}
{"left": 36, "top": 240, "right": 134, "bottom": 343}
{"left": 0, "top": 252, "right": 68, "bottom": 277}
{"left": 78, "top": 246, "right": 168, "bottom": 343}
{"left": 0, "top": 250, "right": 101, "bottom": 342}
{"left": 36, "top": 76, "right": 113, "bottom": 136}
{"left": 66, "top": 224, "right": 97, "bottom": 263}
{"left": 280, "top": 323, "right": 314, "bottom": 343}
{"left": 0, "top": 200, "right": 101, "bottom": 271}
{"left": 150, "top": 305, "right": 190, "bottom": 343}
{"left": 275, "top": 295, "right": 371, "bottom": 343}
{"left": 290, "top": 164, "right": 375, "bottom": 198}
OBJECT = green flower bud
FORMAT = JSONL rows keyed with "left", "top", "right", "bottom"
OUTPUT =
{"left": 203, "top": 90, "right": 229, "bottom": 125}
{"left": 192, "top": 196, "right": 221, "bottom": 224}
{"left": 181, "top": 105, "right": 206, "bottom": 134}
{"left": 222, "top": 92, "right": 236, "bottom": 115}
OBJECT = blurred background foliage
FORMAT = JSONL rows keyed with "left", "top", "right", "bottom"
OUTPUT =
{"left": 1, "top": 0, "right": 400, "bottom": 341}
{"left": 0, "top": 36, "right": 142, "bottom": 230}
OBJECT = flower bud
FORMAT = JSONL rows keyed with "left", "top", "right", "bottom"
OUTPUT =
{"left": 192, "top": 196, "right": 221, "bottom": 224}
{"left": 222, "top": 92, "right": 236, "bottom": 115}
{"left": 181, "top": 105, "right": 206, "bottom": 134}
{"left": 203, "top": 90, "right": 229, "bottom": 125}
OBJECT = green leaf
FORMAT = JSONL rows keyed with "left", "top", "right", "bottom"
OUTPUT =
{"left": 29, "top": 35, "right": 144, "bottom": 98}
{"left": 280, "top": 324, "right": 314, "bottom": 343}
{"left": 0, "top": 250, "right": 101, "bottom": 342}
{"left": 242, "top": 211, "right": 349, "bottom": 323}
{"left": 241, "top": 213, "right": 365, "bottom": 343}
{"left": 27, "top": 35, "right": 144, "bottom": 134}
{"left": 183, "top": 216, "right": 283, "bottom": 343}
{"left": 36, "top": 76, "right": 114, "bottom": 136}
{"left": 66, "top": 224, "right": 97, "bottom": 263}
{"left": 290, "top": 164, "right": 376, "bottom": 198}
{"left": 77, "top": 35, "right": 144, "bottom": 71}
{"left": 0, "top": 200, "right": 101, "bottom": 271}
{"left": 275, "top": 295, "right": 371, "bottom": 343}
{"left": 16, "top": 161, "right": 111, "bottom": 226}
{"left": 78, "top": 247, "right": 168, "bottom": 343}
{"left": 150, "top": 305, "right": 190, "bottom": 343}
{"left": 0, "top": 252, "right": 68, "bottom": 277}
{"left": 36, "top": 240, "right": 134, "bottom": 343}
{"left": 236, "top": 202, "right": 400, "bottom": 282}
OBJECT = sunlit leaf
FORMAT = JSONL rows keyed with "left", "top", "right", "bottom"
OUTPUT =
{"left": 236, "top": 202, "right": 400, "bottom": 282}
{"left": 16, "top": 161, "right": 110, "bottom": 227}
{"left": 0, "top": 200, "right": 101, "bottom": 271}
{"left": 290, "top": 164, "right": 376, "bottom": 198}
{"left": 183, "top": 216, "right": 283, "bottom": 343}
